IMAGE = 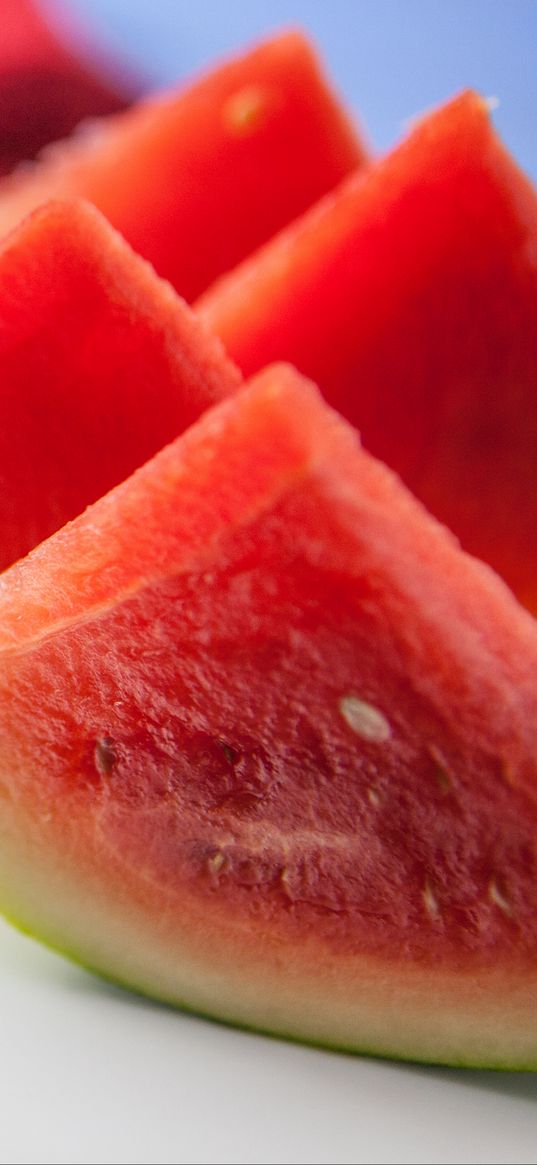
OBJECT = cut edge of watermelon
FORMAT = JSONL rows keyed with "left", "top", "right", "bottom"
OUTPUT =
{"left": 0, "top": 363, "right": 337, "bottom": 650}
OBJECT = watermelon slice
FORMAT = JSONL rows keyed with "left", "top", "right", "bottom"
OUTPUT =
{"left": 0, "top": 0, "right": 132, "bottom": 176}
{"left": 0, "top": 31, "right": 365, "bottom": 301}
{"left": 199, "top": 91, "right": 537, "bottom": 612}
{"left": 0, "top": 197, "right": 240, "bottom": 571}
{"left": 0, "top": 361, "right": 536, "bottom": 1070}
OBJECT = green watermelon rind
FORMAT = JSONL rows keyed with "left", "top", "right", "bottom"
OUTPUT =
{"left": 2, "top": 898, "right": 535, "bottom": 1073}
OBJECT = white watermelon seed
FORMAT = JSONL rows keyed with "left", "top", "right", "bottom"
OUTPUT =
{"left": 422, "top": 881, "right": 440, "bottom": 919}
{"left": 223, "top": 86, "right": 267, "bottom": 134}
{"left": 208, "top": 851, "right": 225, "bottom": 875}
{"left": 367, "top": 787, "right": 381, "bottom": 807}
{"left": 339, "top": 696, "right": 391, "bottom": 743}
{"left": 488, "top": 878, "right": 512, "bottom": 916}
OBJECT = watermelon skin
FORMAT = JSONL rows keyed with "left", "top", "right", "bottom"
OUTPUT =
{"left": 0, "top": 0, "right": 131, "bottom": 176}
{"left": 0, "top": 364, "right": 536, "bottom": 1069}
{"left": 199, "top": 92, "right": 537, "bottom": 613}
{"left": 0, "top": 31, "right": 365, "bottom": 301}
{"left": 0, "top": 197, "right": 240, "bottom": 571}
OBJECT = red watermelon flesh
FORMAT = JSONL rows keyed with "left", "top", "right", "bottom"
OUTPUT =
{"left": 199, "top": 91, "right": 537, "bottom": 613}
{"left": 0, "top": 0, "right": 132, "bottom": 176}
{"left": 0, "top": 30, "right": 365, "bottom": 301}
{"left": 0, "top": 197, "right": 240, "bottom": 572}
{"left": 0, "top": 362, "right": 536, "bottom": 1069}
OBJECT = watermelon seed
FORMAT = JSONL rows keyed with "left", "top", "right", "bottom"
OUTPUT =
{"left": 499, "top": 757, "right": 515, "bottom": 786}
{"left": 208, "top": 851, "right": 225, "bottom": 876}
{"left": 339, "top": 696, "right": 391, "bottom": 743}
{"left": 488, "top": 878, "right": 512, "bottom": 917}
{"left": 220, "top": 742, "right": 239, "bottom": 765}
{"left": 280, "top": 866, "right": 294, "bottom": 899}
{"left": 94, "top": 736, "right": 117, "bottom": 776}
{"left": 422, "top": 881, "right": 440, "bottom": 919}
{"left": 427, "top": 744, "right": 452, "bottom": 792}
{"left": 367, "top": 787, "right": 381, "bottom": 807}
{"left": 223, "top": 86, "right": 268, "bottom": 135}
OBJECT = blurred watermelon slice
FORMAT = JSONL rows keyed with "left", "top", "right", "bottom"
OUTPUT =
{"left": 0, "top": 30, "right": 366, "bottom": 299}
{"left": 0, "top": 0, "right": 134, "bottom": 175}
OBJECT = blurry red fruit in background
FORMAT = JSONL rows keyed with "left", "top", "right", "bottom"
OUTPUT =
{"left": 0, "top": 0, "right": 136, "bottom": 175}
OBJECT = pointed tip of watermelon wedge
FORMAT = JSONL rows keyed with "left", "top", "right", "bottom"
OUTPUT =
{"left": 0, "top": 26, "right": 367, "bottom": 300}
{"left": 199, "top": 84, "right": 537, "bottom": 614}
{"left": 0, "top": 194, "right": 241, "bottom": 572}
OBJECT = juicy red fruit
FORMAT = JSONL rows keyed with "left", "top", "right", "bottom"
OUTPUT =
{"left": 199, "top": 92, "right": 537, "bottom": 612}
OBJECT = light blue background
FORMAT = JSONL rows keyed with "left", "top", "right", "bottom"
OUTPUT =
{"left": 66, "top": 0, "right": 537, "bottom": 181}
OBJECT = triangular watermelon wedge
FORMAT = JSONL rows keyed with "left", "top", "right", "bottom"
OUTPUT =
{"left": 0, "top": 197, "right": 240, "bottom": 571}
{"left": 0, "top": 31, "right": 365, "bottom": 300}
{"left": 0, "top": 362, "right": 536, "bottom": 1069}
{"left": 199, "top": 91, "right": 537, "bottom": 613}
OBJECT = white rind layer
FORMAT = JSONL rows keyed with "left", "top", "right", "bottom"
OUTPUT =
{"left": 0, "top": 804, "right": 535, "bottom": 1071}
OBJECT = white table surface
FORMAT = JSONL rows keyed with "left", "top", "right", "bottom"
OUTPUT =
{"left": 0, "top": 915, "right": 535, "bottom": 1165}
